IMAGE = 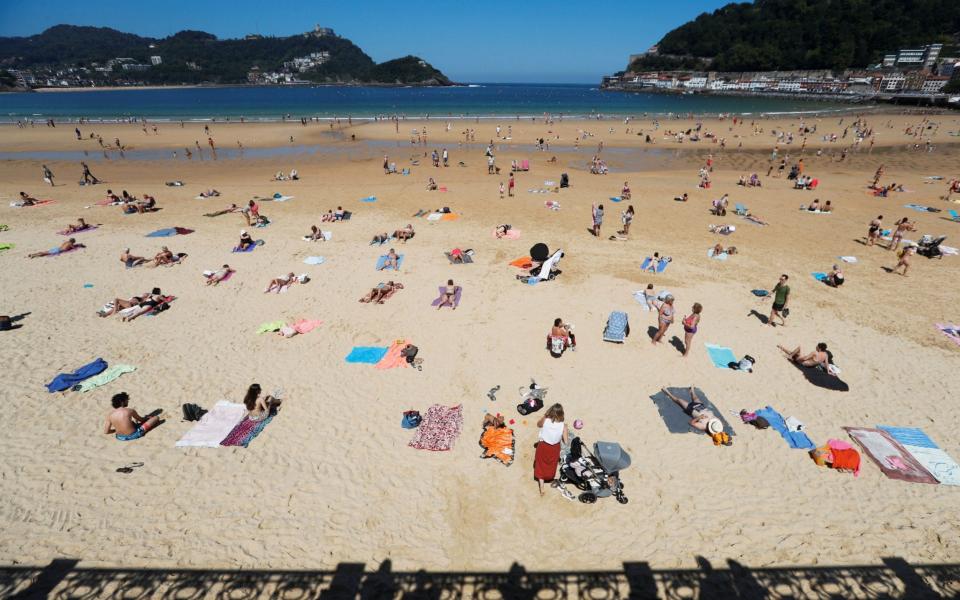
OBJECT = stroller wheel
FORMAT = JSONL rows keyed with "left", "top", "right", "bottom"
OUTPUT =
{"left": 578, "top": 492, "right": 597, "bottom": 504}
{"left": 617, "top": 495, "right": 629, "bottom": 505}
{"left": 576, "top": 480, "right": 591, "bottom": 491}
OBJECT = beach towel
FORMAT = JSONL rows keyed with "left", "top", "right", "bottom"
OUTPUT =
{"left": 270, "top": 194, "right": 294, "bottom": 202}
{"left": 431, "top": 286, "right": 462, "bottom": 308}
{"left": 220, "top": 413, "right": 275, "bottom": 447}
{"left": 375, "top": 340, "right": 411, "bottom": 370}
{"left": 303, "top": 256, "right": 325, "bottom": 265}
{"left": 44, "top": 245, "right": 84, "bottom": 258}
{"left": 375, "top": 254, "right": 404, "bottom": 271}
{"left": 754, "top": 406, "right": 815, "bottom": 449}
{"left": 233, "top": 240, "right": 264, "bottom": 253}
{"left": 361, "top": 196, "right": 377, "bottom": 203}
{"left": 409, "top": 404, "right": 463, "bottom": 451}
{"left": 493, "top": 228, "right": 521, "bottom": 240}
{"left": 705, "top": 344, "right": 738, "bottom": 369}
{"left": 480, "top": 425, "right": 515, "bottom": 465}
{"left": 0, "top": 243, "right": 13, "bottom": 252}
{"left": 57, "top": 225, "right": 98, "bottom": 236}
{"left": 426, "top": 212, "right": 443, "bottom": 221}
{"left": 640, "top": 257, "right": 670, "bottom": 273}
{"left": 603, "top": 311, "right": 629, "bottom": 343}
{"left": 509, "top": 256, "right": 533, "bottom": 268}
{"left": 707, "top": 248, "right": 728, "bottom": 260}
{"left": 544, "top": 200, "right": 560, "bottom": 210}
{"left": 843, "top": 427, "right": 938, "bottom": 484}
{"left": 445, "top": 252, "right": 474, "bottom": 264}
{"left": 441, "top": 213, "right": 459, "bottom": 222}
{"left": 72, "top": 364, "right": 137, "bottom": 392}
{"left": 175, "top": 401, "right": 247, "bottom": 448}
{"left": 146, "top": 227, "right": 193, "bottom": 237}
{"left": 202, "top": 269, "right": 234, "bottom": 283}
{"left": 46, "top": 358, "right": 108, "bottom": 393}
{"left": 812, "top": 272, "right": 828, "bottom": 282}
{"left": 734, "top": 203, "right": 748, "bottom": 215}
{"left": 256, "top": 320, "right": 286, "bottom": 334}
{"left": 878, "top": 426, "right": 960, "bottom": 486}
{"left": 949, "top": 209, "right": 960, "bottom": 221}
{"left": 345, "top": 346, "right": 389, "bottom": 364}
{"left": 291, "top": 319, "right": 323, "bottom": 334}
{"left": 935, "top": 323, "right": 960, "bottom": 347}
{"left": 609, "top": 196, "right": 623, "bottom": 203}
{"left": 904, "top": 204, "right": 938, "bottom": 213}
{"left": 839, "top": 256, "right": 858, "bottom": 263}
{"left": 10, "top": 199, "right": 54, "bottom": 208}
{"left": 648, "top": 388, "right": 735, "bottom": 436}
{"left": 302, "top": 231, "right": 332, "bottom": 242}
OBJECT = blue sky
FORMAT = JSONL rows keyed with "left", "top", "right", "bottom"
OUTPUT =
{"left": 0, "top": 0, "right": 727, "bottom": 83}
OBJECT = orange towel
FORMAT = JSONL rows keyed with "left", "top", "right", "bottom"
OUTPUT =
{"left": 509, "top": 256, "right": 533, "bottom": 268}
{"left": 480, "top": 426, "right": 515, "bottom": 465}
{"left": 441, "top": 213, "right": 459, "bottom": 221}
{"left": 374, "top": 340, "right": 410, "bottom": 370}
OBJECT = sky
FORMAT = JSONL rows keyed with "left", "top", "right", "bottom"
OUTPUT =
{"left": 0, "top": 0, "right": 728, "bottom": 83}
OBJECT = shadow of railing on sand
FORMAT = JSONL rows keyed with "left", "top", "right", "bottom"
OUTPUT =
{"left": 1, "top": 556, "right": 959, "bottom": 599}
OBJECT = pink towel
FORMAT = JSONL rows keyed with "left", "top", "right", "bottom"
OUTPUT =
{"left": 492, "top": 228, "right": 521, "bottom": 240}
{"left": 375, "top": 340, "right": 410, "bottom": 370}
{"left": 292, "top": 319, "right": 323, "bottom": 334}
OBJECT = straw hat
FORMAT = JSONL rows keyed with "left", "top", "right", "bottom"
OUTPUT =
{"left": 707, "top": 419, "right": 723, "bottom": 435}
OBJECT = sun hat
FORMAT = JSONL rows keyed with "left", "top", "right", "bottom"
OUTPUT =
{"left": 707, "top": 419, "right": 723, "bottom": 435}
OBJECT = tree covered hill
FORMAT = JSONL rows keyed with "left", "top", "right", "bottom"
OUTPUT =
{"left": 0, "top": 25, "right": 453, "bottom": 85}
{"left": 631, "top": 0, "right": 960, "bottom": 72}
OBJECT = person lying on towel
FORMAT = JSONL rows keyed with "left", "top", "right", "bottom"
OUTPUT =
{"left": 379, "top": 248, "right": 400, "bottom": 270}
{"left": 394, "top": 224, "right": 415, "bottom": 242}
{"left": 359, "top": 281, "right": 403, "bottom": 304}
{"left": 63, "top": 218, "right": 90, "bottom": 233}
{"left": 264, "top": 272, "right": 298, "bottom": 294}
{"left": 104, "top": 392, "right": 162, "bottom": 441}
{"left": 28, "top": 238, "right": 84, "bottom": 258}
{"left": 661, "top": 387, "right": 732, "bottom": 446}
{"left": 778, "top": 343, "right": 840, "bottom": 376}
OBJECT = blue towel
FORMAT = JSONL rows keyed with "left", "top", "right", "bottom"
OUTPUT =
{"left": 609, "top": 196, "right": 622, "bottom": 202}
{"left": 705, "top": 344, "right": 737, "bottom": 369}
{"left": 812, "top": 272, "right": 828, "bottom": 281}
{"left": 345, "top": 346, "right": 389, "bottom": 364}
{"left": 46, "top": 358, "right": 108, "bottom": 393}
{"left": 904, "top": 204, "right": 932, "bottom": 212}
{"left": 375, "top": 254, "right": 404, "bottom": 270}
{"left": 362, "top": 196, "right": 377, "bottom": 203}
{"left": 232, "top": 240, "right": 263, "bottom": 253}
{"left": 146, "top": 228, "right": 177, "bottom": 237}
{"left": 877, "top": 426, "right": 938, "bottom": 449}
{"left": 754, "top": 406, "right": 815, "bottom": 449}
{"left": 640, "top": 257, "right": 670, "bottom": 273}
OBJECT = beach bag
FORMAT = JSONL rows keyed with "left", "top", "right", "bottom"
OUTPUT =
{"left": 516, "top": 396, "right": 544, "bottom": 416}
{"left": 549, "top": 336, "right": 565, "bottom": 357}
{"left": 401, "top": 410, "right": 422, "bottom": 429}
{"left": 182, "top": 403, "right": 207, "bottom": 422}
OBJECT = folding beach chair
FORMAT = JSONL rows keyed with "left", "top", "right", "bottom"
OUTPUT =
{"left": 603, "top": 311, "right": 630, "bottom": 343}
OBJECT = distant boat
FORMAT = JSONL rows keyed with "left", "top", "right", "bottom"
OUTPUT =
{"left": 949, "top": 96, "right": 959, "bottom": 104}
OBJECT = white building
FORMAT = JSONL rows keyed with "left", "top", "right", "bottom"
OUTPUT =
{"left": 881, "top": 73, "right": 906, "bottom": 91}
{"left": 150, "top": 56, "right": 162, "bottom": 66}
{"left": 920, "top": 77, "right": 949, "bottom": 93}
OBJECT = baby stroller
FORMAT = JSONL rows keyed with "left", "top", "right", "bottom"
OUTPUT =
{"left": 917, "top": 235, "right": 946, "bottom": 259}
{"left": 560, "top": 437, "right": 631, "bottom": 504}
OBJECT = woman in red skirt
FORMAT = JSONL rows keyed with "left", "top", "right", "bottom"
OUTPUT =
{"left": 534, "top": 403, "right": 568, "bottom": 496}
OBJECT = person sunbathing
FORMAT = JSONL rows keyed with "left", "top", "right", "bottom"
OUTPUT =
{"left": 437, "top": 279, "right": 459, "bottom": 310}
{"left": 643, "top": 252, "right": 663, "bottom": 273}
{"left": 749, "top": 173, "right": 761, "bottom": 187}
{"left": 379, "top": 248, "right": 400, "bottom": 270}
{"left": 674, "top": 193, "right": 689, "bottom": 202}
{"left": 205, "top": 204, "right": 239, "bottom": 217}
{"left": 198, "top": 189, "right": 220, "bottom": 198}
{"left": 394, "top": 224, "right": 415, "bottom": 242}
{"left": 148, "top": 246, "right": 175, "bottom": 267}
{"left": 821, "top": 200, "right": 833, "bottom": 213}
{"left": 205, "top": 264, "right": 234, "bottom": 286}
{"left": 449, "top": 248, "right": 465, "bottom": 263}
{"left": 306, "top": 225, "right": 326, "bottom": 241}
{"left": 712, "top": 243, "right": 737, "bottom": 256}
{"left": 359, "top": 281, "right": 403, "bottom": 304}
{"left": 28, "top": 238, "right": 83, "bottom": 258}
{"left": 238, "top": 230, "right": 255, "bottom": 250}
{"left": 370, "top": 232, "right": 391, "bottom": 245}
{"left": 825, "top": 265, "right": 844, "bottom": 287}
{"left": 120, "top": 248, "right": 147, "bottom": 268}
{"left": 104, "top": 392, "right": 162, "bottom": 441}
{"left": 661, "top": 387, "right": 730, "bottom": 443}
{"left": 743, "top": 214, "right": 768, "bottom": 225}
{"left": 495, "top": 224, "right": 512, "bottom": 238}
{"left": 18, "top": 191, "right": 38, "bottom": 206}
{"left": 320, "top": 210, "right": 335, "bottom": 222}
{"left": 99, "top": 294, "right": 145, "bottom": 317}
{"left": 63, "top": 218, "right": 90, "bottom": 233}
{"left": 264, "top": 272, "right": 297, "bottom": 294}
{"left": 273, "top": 171, "right": 287, "bottom": 181}
{"left": 105, "top": 190, "right": 121, "bottom": 203}
{"left": 778, "top": 343, "right": 833, "bottom": 371}
{"left": 243, "top": 384, "right": 280, "bottom": 422}
{"left": 807, "top": 199, "right": 821, "bottom": 212}
{"left": 122, "top": 289, "right": 168, "bottom": 321}
{"left": 426, "top": 177, "right": 438, "bottom": 191}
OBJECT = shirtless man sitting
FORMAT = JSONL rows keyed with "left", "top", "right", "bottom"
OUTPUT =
{"left": 120, "top": 248, "right": 147, "bottom": 268}
{"left": 148, "top": 246, "right": 175, "bottom": 267}
{"left": 778, "top": 343, "right": 832, "bottom": 371}
{"left": 28, "top": 238, "right": 84, "bottom": 258}
{"left": 103, "top": 392, "right": 162, "bottom": 441}
{"left": 394, "top": 224, "right": 415, "bottom": 242}
{"left": 137, "top": 195, "right": 157, "bottom": 213}
{"left": 359, "top": 281, "right": 403, "bottom": 304}
{"left": 661, "top": 387, "right": 731, "bottom": 443}
{"left": 370, "top": 232, "right": 391, "bottom": 245}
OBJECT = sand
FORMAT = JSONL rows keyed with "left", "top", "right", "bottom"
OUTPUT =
{"left": 1, "top": 113, "right": 959, "bottom": 574}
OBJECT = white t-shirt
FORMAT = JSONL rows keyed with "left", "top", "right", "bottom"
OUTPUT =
{"left": 539, "top": 418, "right": 564, "bottom": 445}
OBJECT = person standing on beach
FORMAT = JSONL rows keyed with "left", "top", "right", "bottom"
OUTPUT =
{"left": 442, "top": 147, "right": 449, "bottom": 167}
{"left": 383, "top": 155, "right": 390, "bottom": 174}
{"left": 42, "top": 164, "right": 54, "bottom": 186}
{"left": 867, "top": 215, "right": 883, "bottom": 247}
{"left": 889, "top": 244, "right": 915, "bottom": 277}
{"left": 499, "top": 182, "right": 505, "bottom": 199}
{"left": 592, "top": 204, "right": 604, "bottom": 237}
{"left": 81, "top": 162, "right": 99, "bottom": 185}
{"left": 208, "top": 137, "right": 217, "bottom": 160}
{"left": 681, "top": 303, "right": 702, "bottom": 357}
{"left": 652, "top": 295, "right": 675, "bottom": 344}
{"left": 619, "top": 205, "right": 634, "bottom": 236}
{"left": 534, "top": 403, "right": 568, "bottom": 496}
{"left": 888, "top": 217, "right": 914, "bottom": 252}
{"left": 508, "top": 172, "right": 515, "bottom": 197}
{"left": 767, "top": 275, "right": 790, "bottom": 327}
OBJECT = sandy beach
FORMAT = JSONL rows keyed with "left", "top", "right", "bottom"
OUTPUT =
{"left": 1, "top": 112, "right": 960, "bottom": 578}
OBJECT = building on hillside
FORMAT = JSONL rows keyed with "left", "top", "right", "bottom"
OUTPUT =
{"left": 883, "top": 54, "right": 897, "bottom": 67}
{"left": 308, "top": 25, "right": 335, "bottom": 38}
{"left": 880, "top": 72, "right": 906, "bottom": 91}
{"left": 150, "top": 56, "right": 162, "bottom": 66}
{"left": 920, "top": 76, "right": 949, "bottom": 93}
{"left": 121, "top": 63, "right": 150, "bottom": 72}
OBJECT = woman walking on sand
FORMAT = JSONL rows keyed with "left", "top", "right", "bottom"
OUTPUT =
{"left": 534, "top": 403, "right": 568, "bottom": 496}
{"left": 619, "top": 205, "right": 634, "bottom": 236}
{"left": 652, "top": 295, "right": 675, "bottom": 344}
{"left": 867, "top": 215, "right": 883, "bottom": 247}
{"left": 592, "top": 204, "right": 604, "bottom": 237}
{"left": 682, "top": 303, "right": 702, "bottom": 357}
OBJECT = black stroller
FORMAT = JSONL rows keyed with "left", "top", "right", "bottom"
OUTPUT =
{"left": 917, "top": 235, "right": 946, "bottom": 259}
{"left": 560, "top": 437, "right": 631, "bottom": 504}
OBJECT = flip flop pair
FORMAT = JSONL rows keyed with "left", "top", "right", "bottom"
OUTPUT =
{"left": 115, "top": 462, "right": 144, "bottom": 474}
